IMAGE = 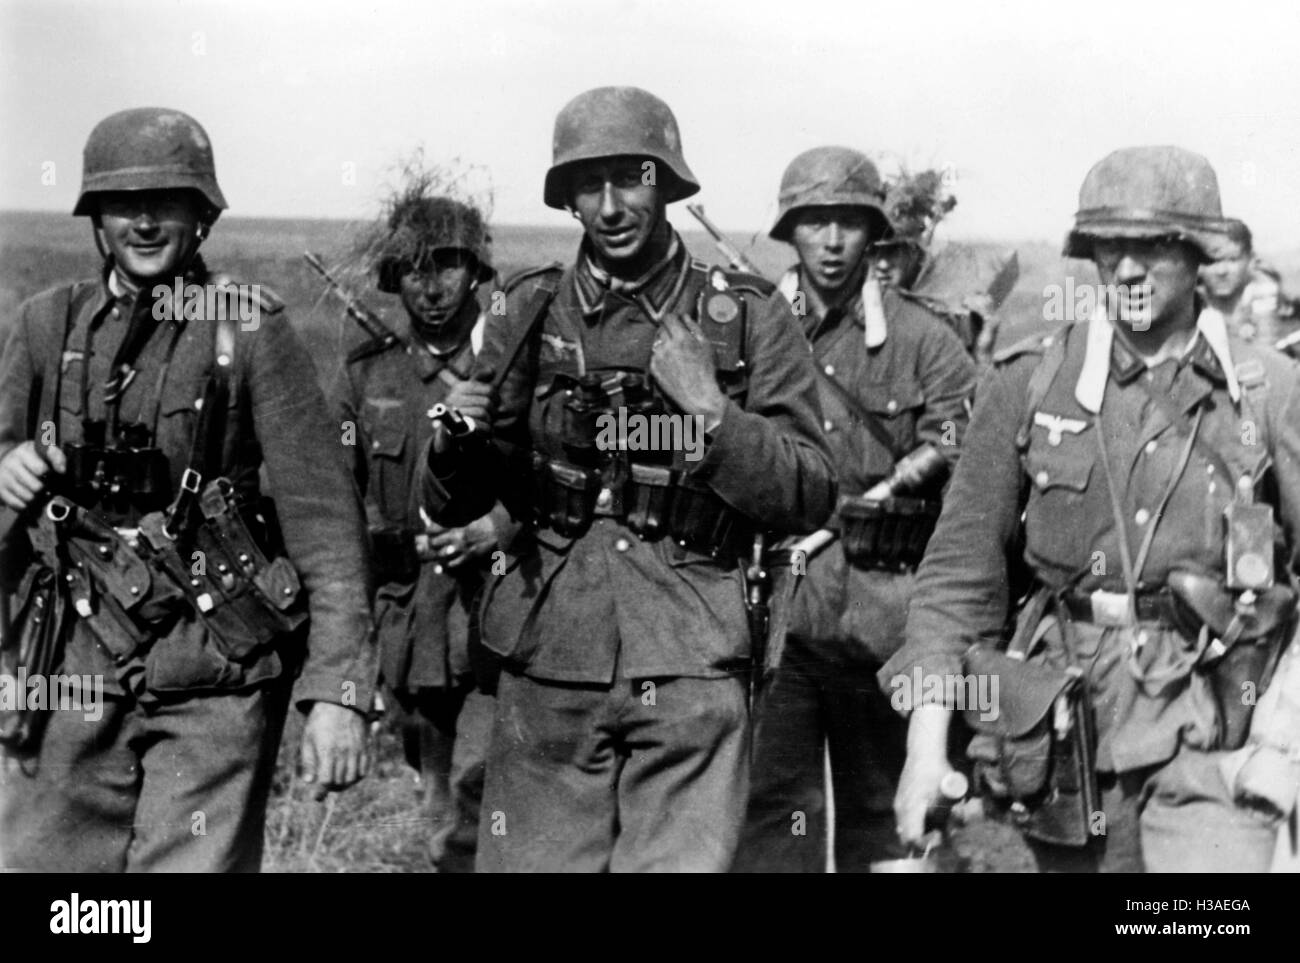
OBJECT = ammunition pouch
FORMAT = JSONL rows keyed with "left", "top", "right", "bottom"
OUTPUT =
{"left": 138, "top": 478, "right": 306, "bottom": 663}
{"left": 624, "top": 463, "right": 676, "bottom": 540}
{"left": 964, "top": 640, "right": 1100, "bottom": 848}
{"left": 532, "top": 454, "right": 602, "bottom": 537}
{"left": 838, "top": 495, "right": 940, "bottom": 570}
{"left": 369, "top": 526, "right": 421, "bottom": 584}
{"left": 33, "top": 497, "right": 179, "bottom": 674}
{"left": 528, "top": 454, "right": 751, "bottom": 561}
{"left": 665, "top": 475, "right": 749, "bottom": 562}
{"left": 1166, "top": 571, "right": 1297, "bottom": 750}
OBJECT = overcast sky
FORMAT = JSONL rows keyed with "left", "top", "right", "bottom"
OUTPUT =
{"left": 2, "top": 0, "right": 1297, "bottom": 250}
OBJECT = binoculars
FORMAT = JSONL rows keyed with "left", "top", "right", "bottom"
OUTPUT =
{"left": 61, "top": 420, "right": 171, "bottom": 516}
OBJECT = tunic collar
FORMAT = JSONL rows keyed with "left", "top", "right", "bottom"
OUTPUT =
{"left": 779, "top": 266, "right": 888, "bottom": 348}
{"left": 1074, "top": 304, "right": 1240, "bottom": 413}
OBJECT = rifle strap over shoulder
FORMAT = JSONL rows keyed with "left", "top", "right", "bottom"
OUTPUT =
{"left": 193, "top": 314, "right": 236, "bottom": 483}
{"left": 815, "top": 365, "right": 905, "bottom": 462}
{"left": 1015, "top": 329, "right": 1071, "bottom": 451}
{"left": 168, "top": 314, "right": 236, "bottom": 542}
{"left": 490, "top": 275, "right": 560, "bottom": 393}
{"left": 34, "top": 286, "right": 77, "bottom": 442}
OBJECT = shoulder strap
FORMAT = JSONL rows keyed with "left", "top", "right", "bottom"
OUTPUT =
{"left": 164, "top": 315, "right": 235, "bottom": 542}
{"left": 1129, "top": 371, "right": 1237, "bottom": 484}
{"left": 815, "top": 366, "right": 905, "bottom": 461}
{"left": 1015, "top": 329, "right": 1071, "bottom": 450}
{"left": 489, "top": 273, "right": 560, "bottom": 392}
{"left": 33, "top": 286, "right": 78, "bottom": 442}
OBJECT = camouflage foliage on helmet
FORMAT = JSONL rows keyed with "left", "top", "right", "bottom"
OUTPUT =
{"left": 879, "top": 168, "right": 957, "bottom": 250}
{"left": 74, "top": 107, "right": 227, "bottom": 219}
{"left": 354, "top": 155, "right": 495, "bottom": 292}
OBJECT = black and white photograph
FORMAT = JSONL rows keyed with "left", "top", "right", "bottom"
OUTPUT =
{"left": 0, "top": 0, "right": 1296, "bottom": 914}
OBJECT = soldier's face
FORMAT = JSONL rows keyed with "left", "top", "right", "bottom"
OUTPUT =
{"left": 97, "top": 189, "right": 204, "bottom": 283}
{"left": 399, "top": 250, "right": 476, "bottom": 328}
{"left": 871, "top": 241, "right": 926, "bottom": 290}
{"left": 1200, "top": 242, "right": 1253, "bottom": 300}
{"left": 1094, "top": 237, "right": 1200, "bottom": 331}
{"left": 791, "top": 207, "right": 873, "bottom": 296}
{"left": 570, "top": 157, "right": 665, "bottom": 266}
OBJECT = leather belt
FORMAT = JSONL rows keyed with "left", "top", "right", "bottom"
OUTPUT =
{"left": 1061, "top": 588, "right": 1178, "bottom": 628}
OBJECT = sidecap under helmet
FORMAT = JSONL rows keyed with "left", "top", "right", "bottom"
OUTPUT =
{"left": 769, "top": 146, "right": 890, "bottom": 243}
{"left": 1063, "top": 145, "right": 1230, "bottom": 263}
{"left": 74, "top": 107, "right": 227, "bottom": 219}
{"left": 543, "top": 86, "right": 700, "bottom": 210}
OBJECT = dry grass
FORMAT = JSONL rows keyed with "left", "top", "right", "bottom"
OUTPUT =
{"left": 262, "top": 715, "right": 438, "bottom": 873}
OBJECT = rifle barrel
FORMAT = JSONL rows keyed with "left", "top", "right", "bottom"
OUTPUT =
{"left": 686, "top": 204, "right": 763, "bottom": 276}
{"left": 302, "top": 252, "right": 400, "bottom": 348}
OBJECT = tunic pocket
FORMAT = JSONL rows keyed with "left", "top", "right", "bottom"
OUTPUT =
{"left": 1022, "top": 428, "right": 1097, "bottom": 571}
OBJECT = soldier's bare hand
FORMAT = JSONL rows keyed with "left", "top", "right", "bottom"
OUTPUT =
{"left": 894, "top": 707, "right": 957, "bottom": 848}
{"left": 424, "top": 513, "right": 498, "bottom": 570}
{"left": 649, "top": 313, "right": 727, "bottom": 431}
{"left": 299, "top": 701, "right": 371, "bottom": 800}
{"left": 442, "top": 367, "right": 495, "bottom": 426}
{"left": 0, "top": 442, "right": 66, "bottom": 511}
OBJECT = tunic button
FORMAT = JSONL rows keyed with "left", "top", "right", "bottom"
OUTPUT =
{"left": 372, "top": 440, "right": 381, "bottom": 450}
{"left": 823, "top": 419, "right": 834, "bottom": 432}
{"left": 614, "top": 538, "right": 631, "bottom": 553}
{"left": 886, "top": 400, "right": 898, "bottom": 412}
{"left": 1144, "top": 440, "right": 1158, "bottom": 455}
{"left": 1035, "top": 470, "right": 1049, "bottom": 487}
{"left": 824, "top": 364, "right": 835, "bottom": 376}
{"left": 596, "top": 488, "right": 613, "bottom": 511}
{"left": 1135, "top": 508, "right": 1151, "bottom": 525}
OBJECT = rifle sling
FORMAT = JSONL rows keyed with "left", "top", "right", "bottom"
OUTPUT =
{"left": 814, "top": 365, "right": 906, "bottom": 462}
{"left": 171, "top": 315, "right": 236, "bottom": 542}
{"left": 1129, "top": 372, "right": 1238, "bottom": 486}
{"left": 34, "top": 286, "right": 76, "bottom": 442}
{"left": 490, "top": 277, "right": 559, "bottom": 393}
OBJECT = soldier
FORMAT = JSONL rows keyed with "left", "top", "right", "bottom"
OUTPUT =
{"left": 874, "top": 169, "right": 1018, "bottom": 366}
{"left": 1200, "top": 218, "right": 1300, "bottom": 351}
{"left": 887, "top": 146, "right": 1300, "bottom": 872}
{"left": 331, "top": 183, "right": 513, "bottom": 872}
{"left": 0, "top": 108, "right": 375, "bottom": 872}
{"left": 734, "top": 147, "right": 976, "bottom": 872}
{"left": 418, "top": 86, "right": 836, "bottom": 872}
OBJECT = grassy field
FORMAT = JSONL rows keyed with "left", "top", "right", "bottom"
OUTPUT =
{"left": 3, "top": 210, "right": 1297, "bottom": 872}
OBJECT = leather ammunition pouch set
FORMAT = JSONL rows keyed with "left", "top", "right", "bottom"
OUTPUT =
{"left": 527, "top": 369, "right": 752, "bottom": 562}
{"left": 837, "top": 495, "right": 940, "bottom": 571}
{"left": 816, "top": 366, "right": 943, "bottom": 570}
{"left": 3, "top": 293, "right": 305, "bottom": 740}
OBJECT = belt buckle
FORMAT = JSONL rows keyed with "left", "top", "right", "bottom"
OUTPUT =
{"left": 1089, "top": 590, "right": 1133, "bottom": 627}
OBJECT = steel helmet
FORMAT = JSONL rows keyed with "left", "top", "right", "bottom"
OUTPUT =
{"left": 769, "top": 146, "right": 890, "bottom": 242}
{"left": 74, "top": 107, "right": 227, "bottom": 219}
{"left": 543, "top": 86, "right": 700, "bottom": 210}
{"left": 1064, "top": 146, "right": 1230, "bottom": 263}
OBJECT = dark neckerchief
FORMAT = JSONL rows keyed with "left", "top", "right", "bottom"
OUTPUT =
{"left": 574, "top": 231, "right": 684, "bottom": 319}
{"left": 800, "top": 261, "right": 868, "bottom": 344}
